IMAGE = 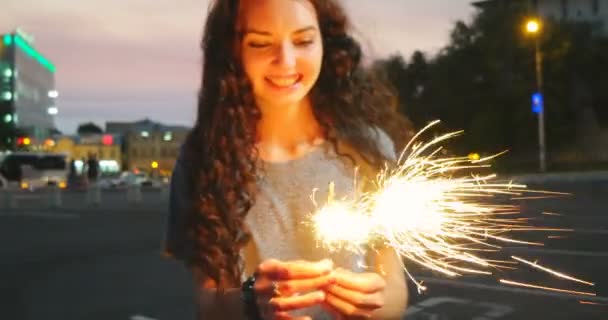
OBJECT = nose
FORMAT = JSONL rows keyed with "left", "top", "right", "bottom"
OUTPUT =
{"left": 273, "top": 41, "right": 296, "bottom": 68}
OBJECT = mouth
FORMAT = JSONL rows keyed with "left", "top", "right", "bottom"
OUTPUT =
{"left": 265, "top": 74, "right": 303, "bottom": 89}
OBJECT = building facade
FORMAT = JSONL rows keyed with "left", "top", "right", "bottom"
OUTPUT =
{"left": 474, "top": 0, "right": 608, "bottom": 35}
{"left": 125, "top": 129, "right": 187, "bottom": 176}
{"left": 535, "top": 0, "right": 606, "bottom": 31}
{"left": 106, "top": 119, "right": 189, "bottom": 174}
{"left": 51, "top": 134, "right": 122, "bottom": 175}
{"left": 0, "top": 29, "right": 58, "bottom": 150}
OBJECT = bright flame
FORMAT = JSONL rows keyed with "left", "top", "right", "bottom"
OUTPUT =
{"left": 312, "top": 201, "right": 372, "bottom": 252}
{"left": 311, "top": 120, "right": 592, "bottom": 294}
{"left": 373, "top": 177, "right": 445, "bottom": 234}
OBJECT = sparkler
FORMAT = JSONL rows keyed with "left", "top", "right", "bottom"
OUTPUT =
{"left": 310, "top": 120, "right": 595, "bottom": 294}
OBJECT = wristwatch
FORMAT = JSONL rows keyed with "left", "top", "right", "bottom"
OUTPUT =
{"left": 241, "top": 275, "right": 263, "bottom": 320}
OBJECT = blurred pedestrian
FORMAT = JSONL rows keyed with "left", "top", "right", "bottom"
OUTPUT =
{"left": 85, "top": 153, "right": 99, "bottom": 184}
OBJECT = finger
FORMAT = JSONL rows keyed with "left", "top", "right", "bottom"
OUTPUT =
{"left": 325, "top": 284, "right": 384, "bottom": 309}
{"left": 259, "top": 259, "right": 333, "bottom": 280}
{"left": 280, "top": 260, "right": 333, "bottom": 279}
{"left": 255, "top": 259, "right": 286, "bottom": 279}
{"left": 275, "top": 313, "right": 312, "bottom": 320}
{"left": 325, "top": 292, "right": 375, "bottom": 319}
{"left": 333, "top": 271, "right": 385, "bottom": 294}
{"left": 276, "top": 274, "right": 336, "bottom": 296}
{"left": 269, "top": 290, "right": 326, "bottom": 312}
{"left": 253, "top": 276, "right": 276, "bottom": 296}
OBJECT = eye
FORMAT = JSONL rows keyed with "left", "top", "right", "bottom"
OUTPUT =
{"left": 294, "top": 39, "right": 314, "bottom": 47}
{"left": 248, "top": 42, "right": 271, "bottom": 48}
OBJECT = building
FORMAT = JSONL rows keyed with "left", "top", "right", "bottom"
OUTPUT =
{"left": 51, "top": 134, "right": 122, "bottom": 175}
{"left": 535, "top": 0, "right": 606, "bottom": 30}
{"left": 0, "top": 29, "right": 58, "bottom": 151}
{"left": 473, "top": 0, "right": 608, "bottom": 35}
{"left": 106, "top": 118, "right": 189, "bottom": 174}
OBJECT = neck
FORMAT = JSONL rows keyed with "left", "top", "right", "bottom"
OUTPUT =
{"left": 256, "top": 97, "right": 323, "bottom": 149}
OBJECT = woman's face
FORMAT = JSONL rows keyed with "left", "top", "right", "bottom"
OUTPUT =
{"left": 239, "top": 0, "right": 323, "bottom": 108}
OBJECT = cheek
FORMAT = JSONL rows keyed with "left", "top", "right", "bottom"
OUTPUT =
{"left": 300, "top": 47, "right": 324, "bottom": 85}
{"left": 242, "top": 54, "right": 264, "bottom": 84}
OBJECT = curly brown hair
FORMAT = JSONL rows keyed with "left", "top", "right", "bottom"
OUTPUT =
{"left": 180, "top": 0, "right": 412, "bottom": 288}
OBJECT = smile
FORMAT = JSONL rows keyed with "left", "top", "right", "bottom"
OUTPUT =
{"left": 265, "top": 74, "right": 302, "bottom": 88}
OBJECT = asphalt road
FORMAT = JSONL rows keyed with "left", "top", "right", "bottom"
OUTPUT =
{"left": 0, "top": 181, "right": 607, "bottom": 320}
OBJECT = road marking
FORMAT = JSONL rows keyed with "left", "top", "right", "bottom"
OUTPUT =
{"left": 130, "top": 315, "right": 158, "bottom": 320}
{"left": 414, "top": 276, "right": 608, "bottom": 302}
{"left": 406, "top": 296, "right": 515, "bottom": 319}
{"left": 417, "top": 296, "right": 470, "bottom": 307}
{"left": 474, "top": 302, "right": 515, "bottom": 319}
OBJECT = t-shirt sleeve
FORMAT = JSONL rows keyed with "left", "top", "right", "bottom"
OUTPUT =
{"left": 371, "top": 127, "right": 398, "bottom": 162}
{"left": 161, "top": 146, "right": 193, "bottom": 261}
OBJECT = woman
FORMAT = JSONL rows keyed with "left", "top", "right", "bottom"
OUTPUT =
{"left": 164, "top": 0, "right": 412, "bottom": 319}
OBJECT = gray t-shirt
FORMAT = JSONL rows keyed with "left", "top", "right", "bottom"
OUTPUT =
{"left": 163, "top": 128, "right": 396, "bottom": 319}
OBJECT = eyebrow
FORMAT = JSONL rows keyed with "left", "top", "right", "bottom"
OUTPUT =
{"left": 244, "top": 26, "right": 317, "bottom": 36}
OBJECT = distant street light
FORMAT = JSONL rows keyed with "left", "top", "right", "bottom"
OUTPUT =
{"left": 525, "top": 17, "right": 546, "bottom": 173}
{"left": 525, "top": 19, "right": 540, "bottom": 34}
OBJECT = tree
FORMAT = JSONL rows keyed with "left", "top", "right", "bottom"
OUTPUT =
{"left": 77, "top": 122, "right": 103, "bottom": 135}
{"left": 375, "top": 1, "right": 608, "bottom": 171}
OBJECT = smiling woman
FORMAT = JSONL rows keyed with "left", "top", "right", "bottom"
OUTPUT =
{"left": 163, "top": 0, "right": 412, "bottom": 319}
{"left": 239, "top": 0, "right": 323, "bottom": 111}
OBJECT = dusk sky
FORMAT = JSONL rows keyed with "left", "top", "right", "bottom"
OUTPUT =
{"left": 1, "top": 0, "right": 476, "bottom": 134}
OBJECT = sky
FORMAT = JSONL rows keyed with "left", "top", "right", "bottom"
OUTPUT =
{"left": 0, "top": 0, "right": 476, "bottom": 134}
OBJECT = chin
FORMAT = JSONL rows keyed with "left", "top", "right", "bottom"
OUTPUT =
{"left": 260, "top": 89, "right": 311, "bottom": 107}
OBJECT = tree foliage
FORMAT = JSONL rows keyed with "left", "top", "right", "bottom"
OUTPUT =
{"left": 77, "top": 122, "right": 103, "bottom": 135}
{"left": 374, "top": 2, "right": 608, "bottom": 171}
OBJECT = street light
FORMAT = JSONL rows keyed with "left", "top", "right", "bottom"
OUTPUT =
{"left": 526, "top": 20, "right": 540, "bottom": 34}
{"left": 525, "top": 17, "right": 546, "bottom": 172}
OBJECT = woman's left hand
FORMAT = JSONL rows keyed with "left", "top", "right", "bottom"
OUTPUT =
{"left": 321, "top": 268, "right": 386, "bottom": 319}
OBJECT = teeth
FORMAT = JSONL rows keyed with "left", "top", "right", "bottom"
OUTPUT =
{"left": 268, "top": 76, "right": 299, "bottom": 87}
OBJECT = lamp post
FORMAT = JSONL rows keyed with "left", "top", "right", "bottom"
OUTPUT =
{"left": 525, "top": 18, "right": 546, "bottom": 172}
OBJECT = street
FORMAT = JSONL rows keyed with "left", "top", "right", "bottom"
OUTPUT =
{"left": 1, "top": 179, "right": 607, "bottom": 320}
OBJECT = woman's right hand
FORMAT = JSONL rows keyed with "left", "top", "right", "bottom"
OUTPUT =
{"left": 253, "top": 259, "right": 336, "bottom": 320}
